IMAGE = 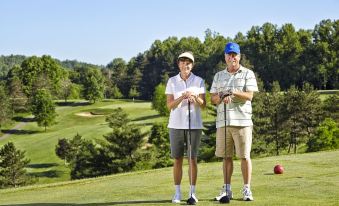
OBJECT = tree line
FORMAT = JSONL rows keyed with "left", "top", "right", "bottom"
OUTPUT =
{"left": 1, "top": 19, "right": 338, "bottom": 103}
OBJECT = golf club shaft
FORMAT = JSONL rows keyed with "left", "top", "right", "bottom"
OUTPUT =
{"left": 188, "top": 101, "right": 193, "bottom": 197}
{"left": 224, "top": 102, "right": 227, "bottom": 184}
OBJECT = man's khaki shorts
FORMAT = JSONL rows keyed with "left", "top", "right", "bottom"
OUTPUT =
{"left": 215, "top": 126, "right": 252, "bottom": 158}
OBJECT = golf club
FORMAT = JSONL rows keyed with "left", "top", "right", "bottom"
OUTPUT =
{"left": 186, "top": 101, "right": 196, "bottom": 205}
{"left": 219, "top": 97, "right": 230, "bottom": 204}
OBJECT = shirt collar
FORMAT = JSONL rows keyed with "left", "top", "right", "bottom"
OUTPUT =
{"left": 225, "top": 65, "right": 244, "bottom": 75}
{"left": 175, "top": 72, "right": 195, "bottom": 82}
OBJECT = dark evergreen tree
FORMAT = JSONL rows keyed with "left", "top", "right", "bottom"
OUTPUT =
{"left": 0, "top": 142, "right": 31, "bottom": 188}
{"left": 148, "top": 122, "right": 171, "bottom": 168}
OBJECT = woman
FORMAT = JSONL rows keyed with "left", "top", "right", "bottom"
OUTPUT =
{"left": 165, "top": 51, "right": 206, "bottom": 204}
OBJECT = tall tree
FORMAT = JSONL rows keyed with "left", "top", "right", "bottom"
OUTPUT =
{"left": 30, "top": 89, "right": 57, "bottom": 131}
{"left": 107, "top": 58, "right": 128, "bottom": 97}
{"left": 0, "top": 85, "right": 12, "bottom": 128}
{"left": 82, "top": 67, "right": 104, "bottom": 103}
{"left": 311, "top": 19, "right": 339, "bottom": 89}
{"left": 19, "top": 55, "right": 65, "bottom": 97}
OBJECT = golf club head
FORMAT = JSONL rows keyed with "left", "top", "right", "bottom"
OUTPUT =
{"left": 219, "top": 195, "right": 230, "bottom": 204}
{"left": 187, "top": 197, "right": 196, "bottom": 205}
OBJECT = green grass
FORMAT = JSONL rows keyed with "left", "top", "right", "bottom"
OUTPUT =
{"left": 0, "top": 150, "right": 338, "bottom": 205}
{"left": 0, "top": 99, "right": 166, "bottom": 184}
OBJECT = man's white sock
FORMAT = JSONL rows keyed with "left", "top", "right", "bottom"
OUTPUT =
{"left": 224, "top": 184, "right": 231, "bottom": 191}
{"left": 226, "top": 184, "right": 231, "bottom": 191}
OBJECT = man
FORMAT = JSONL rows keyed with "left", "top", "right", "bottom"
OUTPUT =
{"left": 210, "top": 42, "right": 258, "bottom": 201}
{"left": 165, "top": 51, "right": 206, "bottom": 204}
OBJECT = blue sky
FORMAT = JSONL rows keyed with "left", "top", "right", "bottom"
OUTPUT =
{"left": 0, "top": 0, "right": 338, "bottom": 65}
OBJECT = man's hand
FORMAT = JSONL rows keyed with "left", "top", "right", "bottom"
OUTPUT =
{"left": 219, "top": 90, "right": 233, "bottom": 99}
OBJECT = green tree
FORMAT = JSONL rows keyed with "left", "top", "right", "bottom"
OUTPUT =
{"left": 6, "top": 65, "right": 28, "bottom": 112}
{"left": 82, "top": 68, "right": 104, "bottom": 103}
{"left": 0, "top": 85, "right": 12, "bottom": 128}
{"left": 19, "top": 55, "right": 65, "bottom": 96}
{"left": 148, "top": 122, "right": 171, "bottom": 168}
{"left": 105, "top": 107, "right": 129, "bottom": 128}
{"left": 102, "top": 108, "right": 145, "bottom": 173}
{"left": 55, "top": 134, "right": 87, "bottom": 165}
{"left": 282, "top": 85, "right": 322, "bottom": 154}
{"left": 111, "top": 85, "right": 123, "bottom": 99}
{"left": 58, "top": 78, "right": 80, "bottom": 102}
{"left": 306, "top": 118, "right": 339, "bottom": 152}
{"left": 0, "top": 142, "right": 31, "bottom": 188}
{"left": 107, "top": 58, "right": 128, "bottom": 97}
{"left": 128, "top": 86, "right": 140, "bottom": 101}
{"left": 254, "top": 81, "right": 288, "bottom": 155}
{"left": 311, "top": 19, "right": 338, "bottom": 89}
{"left": 152, "top": 83, "right": 169, "bottom": 116}
{"left": 323, "top": 93, "right": 339, "bottom": 122}
{"left": 55, "top": 138, "right": 71, "bottom": 165}
{"left": 7, "top": 75, "right": 28, "bottom": 112}
{"left": 70, "top": 140, "right": 100, "bottom": 179}
{"left": 30, "top": 89, "right": 57, "bottom": 131}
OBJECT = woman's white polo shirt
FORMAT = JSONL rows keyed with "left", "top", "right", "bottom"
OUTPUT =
{"left": 165, "top": 73, "right": 205, "bottom": 129}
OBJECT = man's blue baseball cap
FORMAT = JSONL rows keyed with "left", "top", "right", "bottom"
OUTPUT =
{"left": 224, "top": 42, "right": 240, "bottom": 54}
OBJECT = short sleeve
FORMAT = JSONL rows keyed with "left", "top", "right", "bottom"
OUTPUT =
{"left": 210, "top": 73, "right": 219, "bottom": 93}
{"left": 245, "top": 70, "right": 259, "bottom": 92}
{"left": 165, "top": 78, "right": 173, "bottom": 95}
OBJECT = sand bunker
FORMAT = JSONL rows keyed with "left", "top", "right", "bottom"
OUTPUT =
{"left": 75, "top": 112, "right": 104, "bottom": 117}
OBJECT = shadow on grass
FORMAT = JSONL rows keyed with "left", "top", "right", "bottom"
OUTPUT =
{"left": 27, "top": 163, "right": 59, "bottom": 169}
{"left": 132, "top": 114, "right": 161, "bottom": 122}
{"left": 0, "top": 200, "right": 170, "bottom": 205}
{"left": 28, "top": 170, "right": 62, "bottom": 178}
{"left": 12, "top": 116, "right": 35, "bottom": 122}
{"left": 0, "top": 129, "right": 39, "bottom": 135}
{"left": 55, "top": 101, "right": 91, "bottom": 107}
{"left": 133, "top": 122, "right": 154, "bottom": 127}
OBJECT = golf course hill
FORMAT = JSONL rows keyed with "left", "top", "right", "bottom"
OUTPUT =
{"left": 0, "top": 150, "right": 338, "bottom": 205}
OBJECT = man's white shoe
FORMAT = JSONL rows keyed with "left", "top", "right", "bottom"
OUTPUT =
{"left": 242, "top": 188, "right": 254, "bottom": 201}
{"left": 215, "top": 186, "right": 233, "bottom": 201}
{"left": 172, "top": 193, "right": 181, "bottom": 203}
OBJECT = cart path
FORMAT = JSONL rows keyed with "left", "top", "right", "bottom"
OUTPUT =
{"left": 0, "top": 121, "right": 28, "bottom": 141}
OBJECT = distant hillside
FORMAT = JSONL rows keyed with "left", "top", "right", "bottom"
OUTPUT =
{"left": 0, "top": 55, "right": 26, "bottom": 77}
{"left": 0, "top": 150, "right": 338, "bottom": 205}
{"left": 0, "top": 55, "right": 102, "bottom": 78}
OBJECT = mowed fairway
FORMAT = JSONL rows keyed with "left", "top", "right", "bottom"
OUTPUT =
{"left": 0, "top": 100, "right": 166, "bottom": 184}
{"left": 0, "top": 150, "right": 338, "bottom": 206}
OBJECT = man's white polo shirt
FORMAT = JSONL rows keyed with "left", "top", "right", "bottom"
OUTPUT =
{"left": 165, "top": 73, "right": 205, "bottom": 129}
